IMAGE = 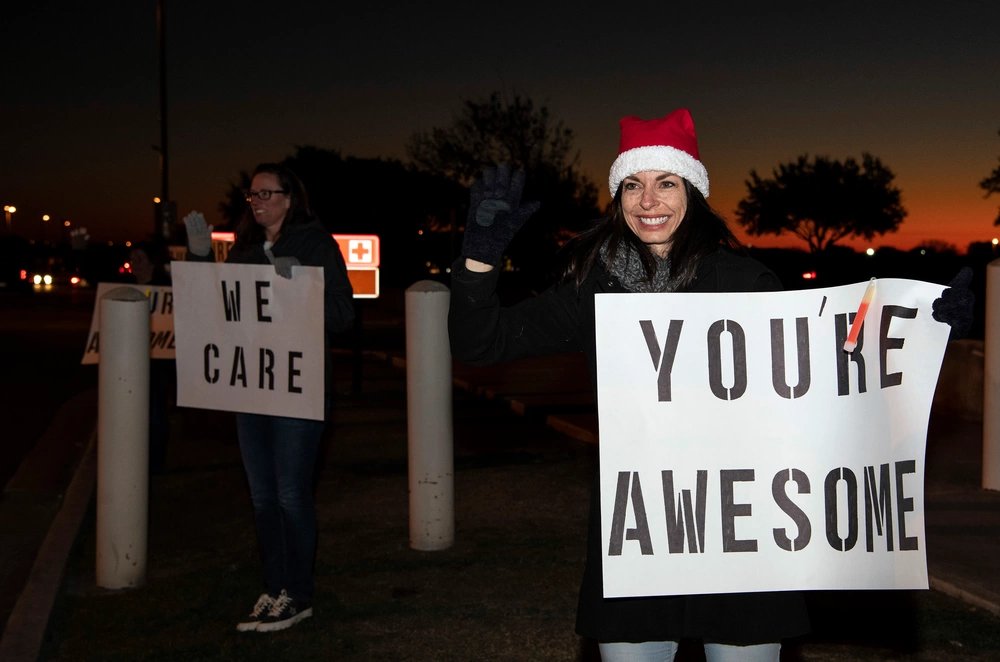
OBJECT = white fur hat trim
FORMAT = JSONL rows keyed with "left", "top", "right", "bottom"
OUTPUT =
{"left": 608, "top": 145, "right": 710, "bottom": 199}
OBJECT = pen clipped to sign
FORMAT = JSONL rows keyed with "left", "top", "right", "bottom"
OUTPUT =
{"left": 843, "top": 277, "right": 876, "bottom": 353}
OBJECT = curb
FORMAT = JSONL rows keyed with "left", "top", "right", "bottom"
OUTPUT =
{"left": 0, "top": 430, "right": 96, "bottom": 661}
{"left": 929, "top": 577, "right": 1000, "bottom": 618}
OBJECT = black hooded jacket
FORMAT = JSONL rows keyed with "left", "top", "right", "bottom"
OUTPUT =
{"left": 448, "top": 247, "right": 811, "bottom": 645}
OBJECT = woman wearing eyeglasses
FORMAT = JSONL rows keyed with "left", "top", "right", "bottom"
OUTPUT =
{"left": 184, "top": 162, "right": 354, "bottom": 632}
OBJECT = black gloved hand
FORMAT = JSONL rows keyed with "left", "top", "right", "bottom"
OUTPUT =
{"left": 461, "top": 164, "right": 541, "bottom": 265}
{"left": 931, "top": 266, "right": 974, "bottom": 338}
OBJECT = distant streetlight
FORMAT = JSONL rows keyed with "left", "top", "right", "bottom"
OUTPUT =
{"left": 865, "top": 248, "right": 876, "bottom": 256}
{"left": 3, "top": 205, "right": 15, "bottom": 232}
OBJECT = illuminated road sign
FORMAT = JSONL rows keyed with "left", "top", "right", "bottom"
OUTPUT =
{"left": 335, "top": 234, "right": 380, "bottom": 298}
{"left": 338, "top": 234, "right": 380, "bottom": 268}
{"left": 345, "top": 268, "right": 379, "bottom": 300}
{"left": 207, "top": 232, "right": 380, "bottom": 299}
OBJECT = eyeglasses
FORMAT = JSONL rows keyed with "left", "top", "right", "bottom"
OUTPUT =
{"left": 243, "top": 189, "right": 287, "bottom": 202}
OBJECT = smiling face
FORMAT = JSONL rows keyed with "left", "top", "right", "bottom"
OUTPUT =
{"left": 620, "top": 171, "right": 688, "bottom": 258}
{"left": 248, "top": 172, "right": 291, "bottom": 241}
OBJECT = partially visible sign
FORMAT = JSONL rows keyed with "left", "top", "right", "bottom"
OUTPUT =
{"left": 346, "top": 268, "right": 379, "bottom": 299}
{"left": 208, "top": 232, "right": 380, "bottom": 298}
{"left": 81, "top": 282, "right": 175, "bottom": 364}
{"left": 172, "top": 262, "right": 325, "bottom": 420}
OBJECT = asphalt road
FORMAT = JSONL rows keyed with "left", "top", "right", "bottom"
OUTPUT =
{"left": 0, "top": 287, "right": 96, "bottom": 489}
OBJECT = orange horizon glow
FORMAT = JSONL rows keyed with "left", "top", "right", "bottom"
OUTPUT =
{"left": 587, "top": 196, "right": 999, "bottom": 254}
{"left": 721, "top": 188, "right": 997, "bottom": 254}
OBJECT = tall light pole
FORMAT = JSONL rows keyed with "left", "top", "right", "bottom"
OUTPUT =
{"left": 154, "top": 0, "right": 174, "bottom": 241}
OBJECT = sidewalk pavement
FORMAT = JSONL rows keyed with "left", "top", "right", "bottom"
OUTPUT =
{"left": 2, "top": 347, "right": 1000, "bottom": 661}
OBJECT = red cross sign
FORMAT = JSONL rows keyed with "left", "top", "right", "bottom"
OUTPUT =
{"left": 337, "top": 235, "right": 380, "bottom": 268}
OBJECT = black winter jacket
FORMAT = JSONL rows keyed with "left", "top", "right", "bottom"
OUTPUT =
{"left": 224, "top": 221, "right": 354, "bottom": 341}
{"left": 448, "top": 247, "right": 811, "bottom": 645}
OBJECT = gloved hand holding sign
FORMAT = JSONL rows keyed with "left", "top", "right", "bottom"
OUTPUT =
{"left": 932, "top": 266, "right": 975, "bottom": 338}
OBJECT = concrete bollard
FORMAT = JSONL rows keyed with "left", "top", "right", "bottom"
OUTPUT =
{"left": 985, "top": 259, "right": 1000, "bottom": 491}
{"left": 405, "top": 280, "right": 454, "bottom": 550}
{"left": 96, "top": 286, "right": 150, "bottom": 588}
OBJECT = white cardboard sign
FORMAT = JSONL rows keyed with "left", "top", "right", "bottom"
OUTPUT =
{"left": 595, "top": 279, "right": 950, "bottom": 597}
{"left": 171, "top": 261, "right": 325, "bottom": 421}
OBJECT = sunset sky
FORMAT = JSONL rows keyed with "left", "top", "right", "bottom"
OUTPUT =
{"left": 2, "top": 2, "right": 998, "bottom": 253}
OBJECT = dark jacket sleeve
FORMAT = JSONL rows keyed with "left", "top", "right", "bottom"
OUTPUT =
{"left": 317, "top": 237, "right": 355, "bottom": 336}
{"left": 448, "top": 258, "right": 584, "bottom": 365}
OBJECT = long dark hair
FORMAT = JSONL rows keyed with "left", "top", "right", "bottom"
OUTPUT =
{"left": 234, "top": 163, "right": 314, "bottom": 249}
{"left": 560, "top": 179, "right": 742, "bottom": 290}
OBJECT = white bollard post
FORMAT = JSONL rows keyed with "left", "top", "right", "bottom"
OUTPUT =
{"left": 984, "top": 259, "right": 1000, "bottom": 491}
{"left": 96, "top": 286, "right": 150, "bottom": 587}
{"left": 405, "top": 280, "right": 454, "bottom": 550}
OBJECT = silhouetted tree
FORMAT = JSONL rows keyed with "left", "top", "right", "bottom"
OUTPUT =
{"left": 220, "top": 146, "right": 464, "bottom": 286}
{"left": 217, "top": 178, "right": 249, "bottom": 231}
{"left": 913, "top": 239, "right": 959, "bottom": 255}
{"left": 407, "top": 92, "right": 600, "bottom": 289}
{"left": 980, "top": 129, "right": 1000, "bottom": 225}
{"left": 736, "top": 154, "right": 906, "bottom": 253}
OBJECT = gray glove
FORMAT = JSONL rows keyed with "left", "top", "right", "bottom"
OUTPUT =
{"left": 273, "top": 256, "right": 300, "bottom": 279}
{"left": 461, "top": 164, "right": 540, "bottom": 265}
{"left": 183, "top": 211, "right": 213, "bottom": 257}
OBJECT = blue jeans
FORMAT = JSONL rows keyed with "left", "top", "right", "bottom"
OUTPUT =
{"left": 599, "top": 641, "right": 781, "bottom": 662}
{"left": 236, "top": 412, "right": 325, "bottom": 604}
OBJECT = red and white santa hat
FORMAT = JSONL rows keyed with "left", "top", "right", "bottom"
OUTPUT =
{"left": 608, "top": 108, "right": 709, "bottom": 199}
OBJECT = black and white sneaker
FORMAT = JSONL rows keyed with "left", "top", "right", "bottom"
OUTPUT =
{"left": 236, "top": 592, "right": 276, "bottom": 632}
{"left": 256, "top": 589, "right": 313, "bottom": 632}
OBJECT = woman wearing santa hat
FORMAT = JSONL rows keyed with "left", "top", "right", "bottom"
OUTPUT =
{"left": 448, "top": 107, "right": 975, "bottom": 660}
{"left": 448, "top": 108, "right": 806, "bottom": 661}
